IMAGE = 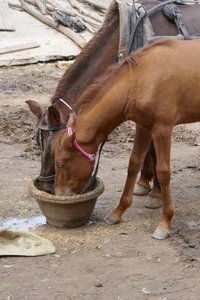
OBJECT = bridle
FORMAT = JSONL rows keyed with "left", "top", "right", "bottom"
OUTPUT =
{"left": 35, "top": 109, "right": 66, "bottom": 185}
{"left": 36, "top": 123, "right": 66, "bottom": 151}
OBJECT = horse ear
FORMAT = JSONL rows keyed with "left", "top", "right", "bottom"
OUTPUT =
{"left": 26, "top": 100, "right": 43, "bottom": 121}
{"left": 48, "top": 105, "right": 62, "bottom": 126}
{"left": 67, "top": 112, "right": 77, "bottom": 127}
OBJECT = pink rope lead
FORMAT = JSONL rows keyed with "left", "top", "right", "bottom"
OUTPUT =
{"left": 67, "top": 127, "right": 96, "bottom": 161}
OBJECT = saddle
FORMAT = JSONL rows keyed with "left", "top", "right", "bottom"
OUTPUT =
{"left": 107, "top": 0, "right": 200, "bottom": 59}
{"left": 129, "top": 0, "right": 198, "bottom": 51}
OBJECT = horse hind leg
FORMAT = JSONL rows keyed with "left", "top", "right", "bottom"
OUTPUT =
{"left": 134, "top": 141, "right": 162, "bottom": 208}
{"left": 144, "top": 141, "right": 162, "bottom": 209}
{"left": 133, "top": 145, "right": 153, "bottom": 195}
{"left": 105, "top": 126, "right": 152, "bottom": 225}
{"left": 151, "top": 127, "right": 174, "bottom": 240}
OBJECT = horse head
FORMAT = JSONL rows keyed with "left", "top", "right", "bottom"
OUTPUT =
{"left": 53, "top": 113, "right": 95, "bottom": 196}
{"left": 26, "top": 100, "right": 66, "bottom": 194}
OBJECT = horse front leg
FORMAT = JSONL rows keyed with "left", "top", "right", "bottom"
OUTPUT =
{"left": 105, "top": 126, "right": 152, "bottom": 224}
{"left": 151, "top": 127, "right": 174, "bottom": 240}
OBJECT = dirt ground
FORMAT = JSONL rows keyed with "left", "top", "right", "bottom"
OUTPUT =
{"left": 0, "top": 63, "right": 200, "bottom": 300}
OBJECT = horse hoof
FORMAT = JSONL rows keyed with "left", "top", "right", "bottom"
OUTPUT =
{"left": 133, "top": 183, "right": 151, "bottom": 196}
{"left": 152, "top": 227, "right": 169, "bottom": 240}
{"left": 104, "top": 214, "right": 121, "bottom": 225}
{"left": 144, "top": 197, "right": 162, "bottom": 209}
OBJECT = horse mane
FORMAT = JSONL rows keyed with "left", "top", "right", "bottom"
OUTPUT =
{"left": 75, "top": 63, "right": 121, "bottom": 113}
{"left": 51, "top": 5, "right": 119, "bottom": 105}
{"left": 76, "top": 39, "right": 176, "bottom": 114}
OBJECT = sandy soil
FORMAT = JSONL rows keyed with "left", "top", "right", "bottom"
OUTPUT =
{"left": 0, "top": 64, "right": 200, "bottom": 300}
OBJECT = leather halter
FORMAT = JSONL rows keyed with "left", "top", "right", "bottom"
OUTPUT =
{"left": 36, "top": 110, "right": 66, "bottom": 184}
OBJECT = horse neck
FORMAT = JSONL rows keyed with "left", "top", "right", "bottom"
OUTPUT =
{"left": 51, "top": 13, "right": 119, "bottom": 118}
{"left": 75, "top": 68, "right": 130, "bottom": 150}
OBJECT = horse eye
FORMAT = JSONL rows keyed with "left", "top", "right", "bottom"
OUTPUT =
{"left": 56, "top": 161, "right": 65, "bottom": 169}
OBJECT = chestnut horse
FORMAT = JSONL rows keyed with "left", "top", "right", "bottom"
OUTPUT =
{"left": 52, "top": 40, "right": 200, "bottom": 240}
{"left": 26, "top": 0, "right": 200, "bottom": 197}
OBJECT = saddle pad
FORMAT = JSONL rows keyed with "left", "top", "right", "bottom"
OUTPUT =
{"left": 105, "top": 0, "right": 136, "bottom": 60}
